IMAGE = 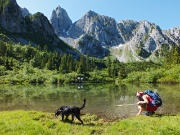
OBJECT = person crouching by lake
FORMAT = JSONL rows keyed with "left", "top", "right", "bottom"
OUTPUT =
{"left": 136, "top": 91, "right": 158, "bottom": 116}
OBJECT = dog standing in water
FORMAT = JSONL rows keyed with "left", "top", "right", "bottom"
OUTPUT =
{"left": 55, "top": 99, "right": 86, "bottom": 124}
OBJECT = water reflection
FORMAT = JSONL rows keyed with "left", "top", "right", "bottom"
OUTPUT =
{"left": 0, "top": 83, "right": 180, "bottom": 120}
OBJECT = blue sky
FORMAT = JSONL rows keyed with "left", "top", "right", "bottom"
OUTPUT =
{"left": 16, "top": 0, "right": 180, "bottom": 30}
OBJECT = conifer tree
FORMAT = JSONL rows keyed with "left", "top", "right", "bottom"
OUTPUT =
{"left": 164, "top": 46, "right": 180, "bottom": 65}
{"left": 5, "top": 58, "right": 10, "bottom": 70}
{"left": 6, "top": 43, "right": 13, "bottom": 57}
{"left": 59, "top": 54, "right": 67, "bottom": 73}
{"left": 118, "top": 63, "right": 127, "bottom": 79}
{"left": 77, "top": 55, "right": 85, "bottom": 74}
{"left": 106, "top": 56, "right": 111, "bottom": 76}
{"left": 46, "top": 58, "right": 53, "bottom": 70}
{"left": 0, "top": 41, "right": 7, "bottom": 56}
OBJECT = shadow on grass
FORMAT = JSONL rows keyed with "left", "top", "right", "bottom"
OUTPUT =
{"left": 58, "top": 119, "right": 96, "bottom": 126}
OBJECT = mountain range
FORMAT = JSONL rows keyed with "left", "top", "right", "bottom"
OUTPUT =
{"left": 0, "top": 0, "right": 180, "bottom": 62}
{"left": 50, "top": 6, "right": 180, "bottom": 62}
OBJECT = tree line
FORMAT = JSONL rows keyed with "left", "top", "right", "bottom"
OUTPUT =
{"left": 0, "top": 41, "right": 180, "bottom": 84}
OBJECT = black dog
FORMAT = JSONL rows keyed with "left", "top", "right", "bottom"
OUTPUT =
{"left": 55, "top": 99, "right": 86, "bottom": 124}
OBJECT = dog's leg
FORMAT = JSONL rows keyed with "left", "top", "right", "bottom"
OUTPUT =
{"left": 62, "top": 115, "right": 64, "bottom": 121}
{"left": 65, "top": 114, "right": 70, "bottom": 120}
{"left": 62, "top": 113, "right": 65, "bottom": 121}
{"left": 71, "top": 114, "right": 74, "bottom": 122}
{"left": 75, "top": 114, "right": 83, "bottom": 124}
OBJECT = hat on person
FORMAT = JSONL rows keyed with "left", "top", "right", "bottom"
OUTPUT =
{"left": 136, "top": 91, "right": 144, "bottom": 97}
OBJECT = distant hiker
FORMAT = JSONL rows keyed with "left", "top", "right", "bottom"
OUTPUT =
{"left": 136, "top": 90, "right": 162, "bottom": 116}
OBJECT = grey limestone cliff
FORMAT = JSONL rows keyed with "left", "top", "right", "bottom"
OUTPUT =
{"left": 163, "top": 27, "right": 180, "bottom": 46}
{"left": 0, "top": 0, "right": 26, "bottom": 33}
{"left": 49, "top": 5, "right": 180, "bottom": 61}
{"left": 0, "top": 0, "right": 80, "bottom": 57}
{"left": 50, "top": 6, "right": 72, "bottom": 37}
{"left": 51, "top": 9, "right": 123, "bottom": 57}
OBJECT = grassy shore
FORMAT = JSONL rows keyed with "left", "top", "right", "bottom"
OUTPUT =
{"left": 0, "top": 110, "right": 180, "bottom": 135}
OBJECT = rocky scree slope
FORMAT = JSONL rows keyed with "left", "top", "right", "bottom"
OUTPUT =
{"left": 50, "top": 6, "right": 180, "bottom": 61}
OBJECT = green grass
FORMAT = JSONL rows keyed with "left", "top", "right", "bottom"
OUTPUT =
{"left": 0, "top": 110, "right": 180, "bottom": 135}
{"left": 107, "top": 114, "right": 180, "bottom": 135}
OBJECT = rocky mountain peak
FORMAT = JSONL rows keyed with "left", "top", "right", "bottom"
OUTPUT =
{"left": 1, "top": 0, "right": 179, "bottom": 62}
{"left": 8, "top": 0, "right": 17, "bottom": 6}
{"left": 167, "top": 27, "right": 180, "bottom": 39}
{"left": 164, "top": 27, "right": 180, "bottom": 45}
{"left": 50, "top": 5, "right": 72, "bottom": 37}
{"left": 0, "top": 0, "right": 26, "bottom": 33}
{"left": 55, "top": 5, "right": 68, "bottom": 18}
{"left": 118, "top": 20, "right": 139, "bottom": 41}
{"left": 55, "top": 5, "right": 62, "bottom": 14}
{"left": 20, "top": 7, "right": 31, "bottom": 17}
{"left": 51, "top": 9, "right": 124, "bottom": 57}
{"left": 49, "top": 4, "right": 180, "bottom": 61}
{"left": 140, "top": 20, "right": 152, "bottom": 27}
{"left": 84, "top": 10, "right": 98, "bottom": 17}
{"left": 119, "top": 20, "right": 139, "bottom": 29}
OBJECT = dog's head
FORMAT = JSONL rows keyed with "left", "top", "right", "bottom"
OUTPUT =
{"left": 55, "top": 109, "right": 62, "bottom": 117}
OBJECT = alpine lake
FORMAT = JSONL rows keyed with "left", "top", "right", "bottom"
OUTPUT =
{"left": 0, "top": 83, "right": 180, "bottom": 121}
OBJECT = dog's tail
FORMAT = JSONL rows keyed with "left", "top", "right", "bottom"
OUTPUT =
{"left": 80, "top": 99, "right": 86, "bottom": 110}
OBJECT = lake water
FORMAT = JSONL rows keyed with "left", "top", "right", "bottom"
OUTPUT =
{"left": 0, "top": 83, "right": 180, "bottom": 121}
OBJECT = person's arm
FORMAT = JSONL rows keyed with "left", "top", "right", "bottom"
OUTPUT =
{"left": 136, "top": 95, "right": 149, "bottom": 116}
{"left": 136, "top": 105, "right": 142, "bottom": 116}
{"left": 137, "top": 95, "right": 149, "bottom": 105}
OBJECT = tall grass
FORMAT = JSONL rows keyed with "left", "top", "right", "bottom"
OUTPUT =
{"left": 0, "top": 110, "right": 180, "bottom": 135}
{"left": 107, "top": 114, "right": 180, "bottom": 135}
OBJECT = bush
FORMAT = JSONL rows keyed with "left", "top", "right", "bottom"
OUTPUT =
{"left": 0, "top": 65, "right": 7, "bottom": 75}
{"left": 29, "top": 75, "right": 46, "bottom": 83}
{"left": 123, "top": 72, "right": 143, "bottom": 83}
{"left": 50, "top": 76, "right": 58, "bottom": 84}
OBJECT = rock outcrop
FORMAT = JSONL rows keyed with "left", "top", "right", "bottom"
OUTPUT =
{"left": 50, "top": 6, "right": 179, "bottom": 61}
{"left": 50, "top": 6, "right": 72, "bottom": 37}
{"left": 0, "top": 0, "right": 80, "bottom": 57}
{"left": 0, "top": 0, "right": 26, "bottom": 33}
